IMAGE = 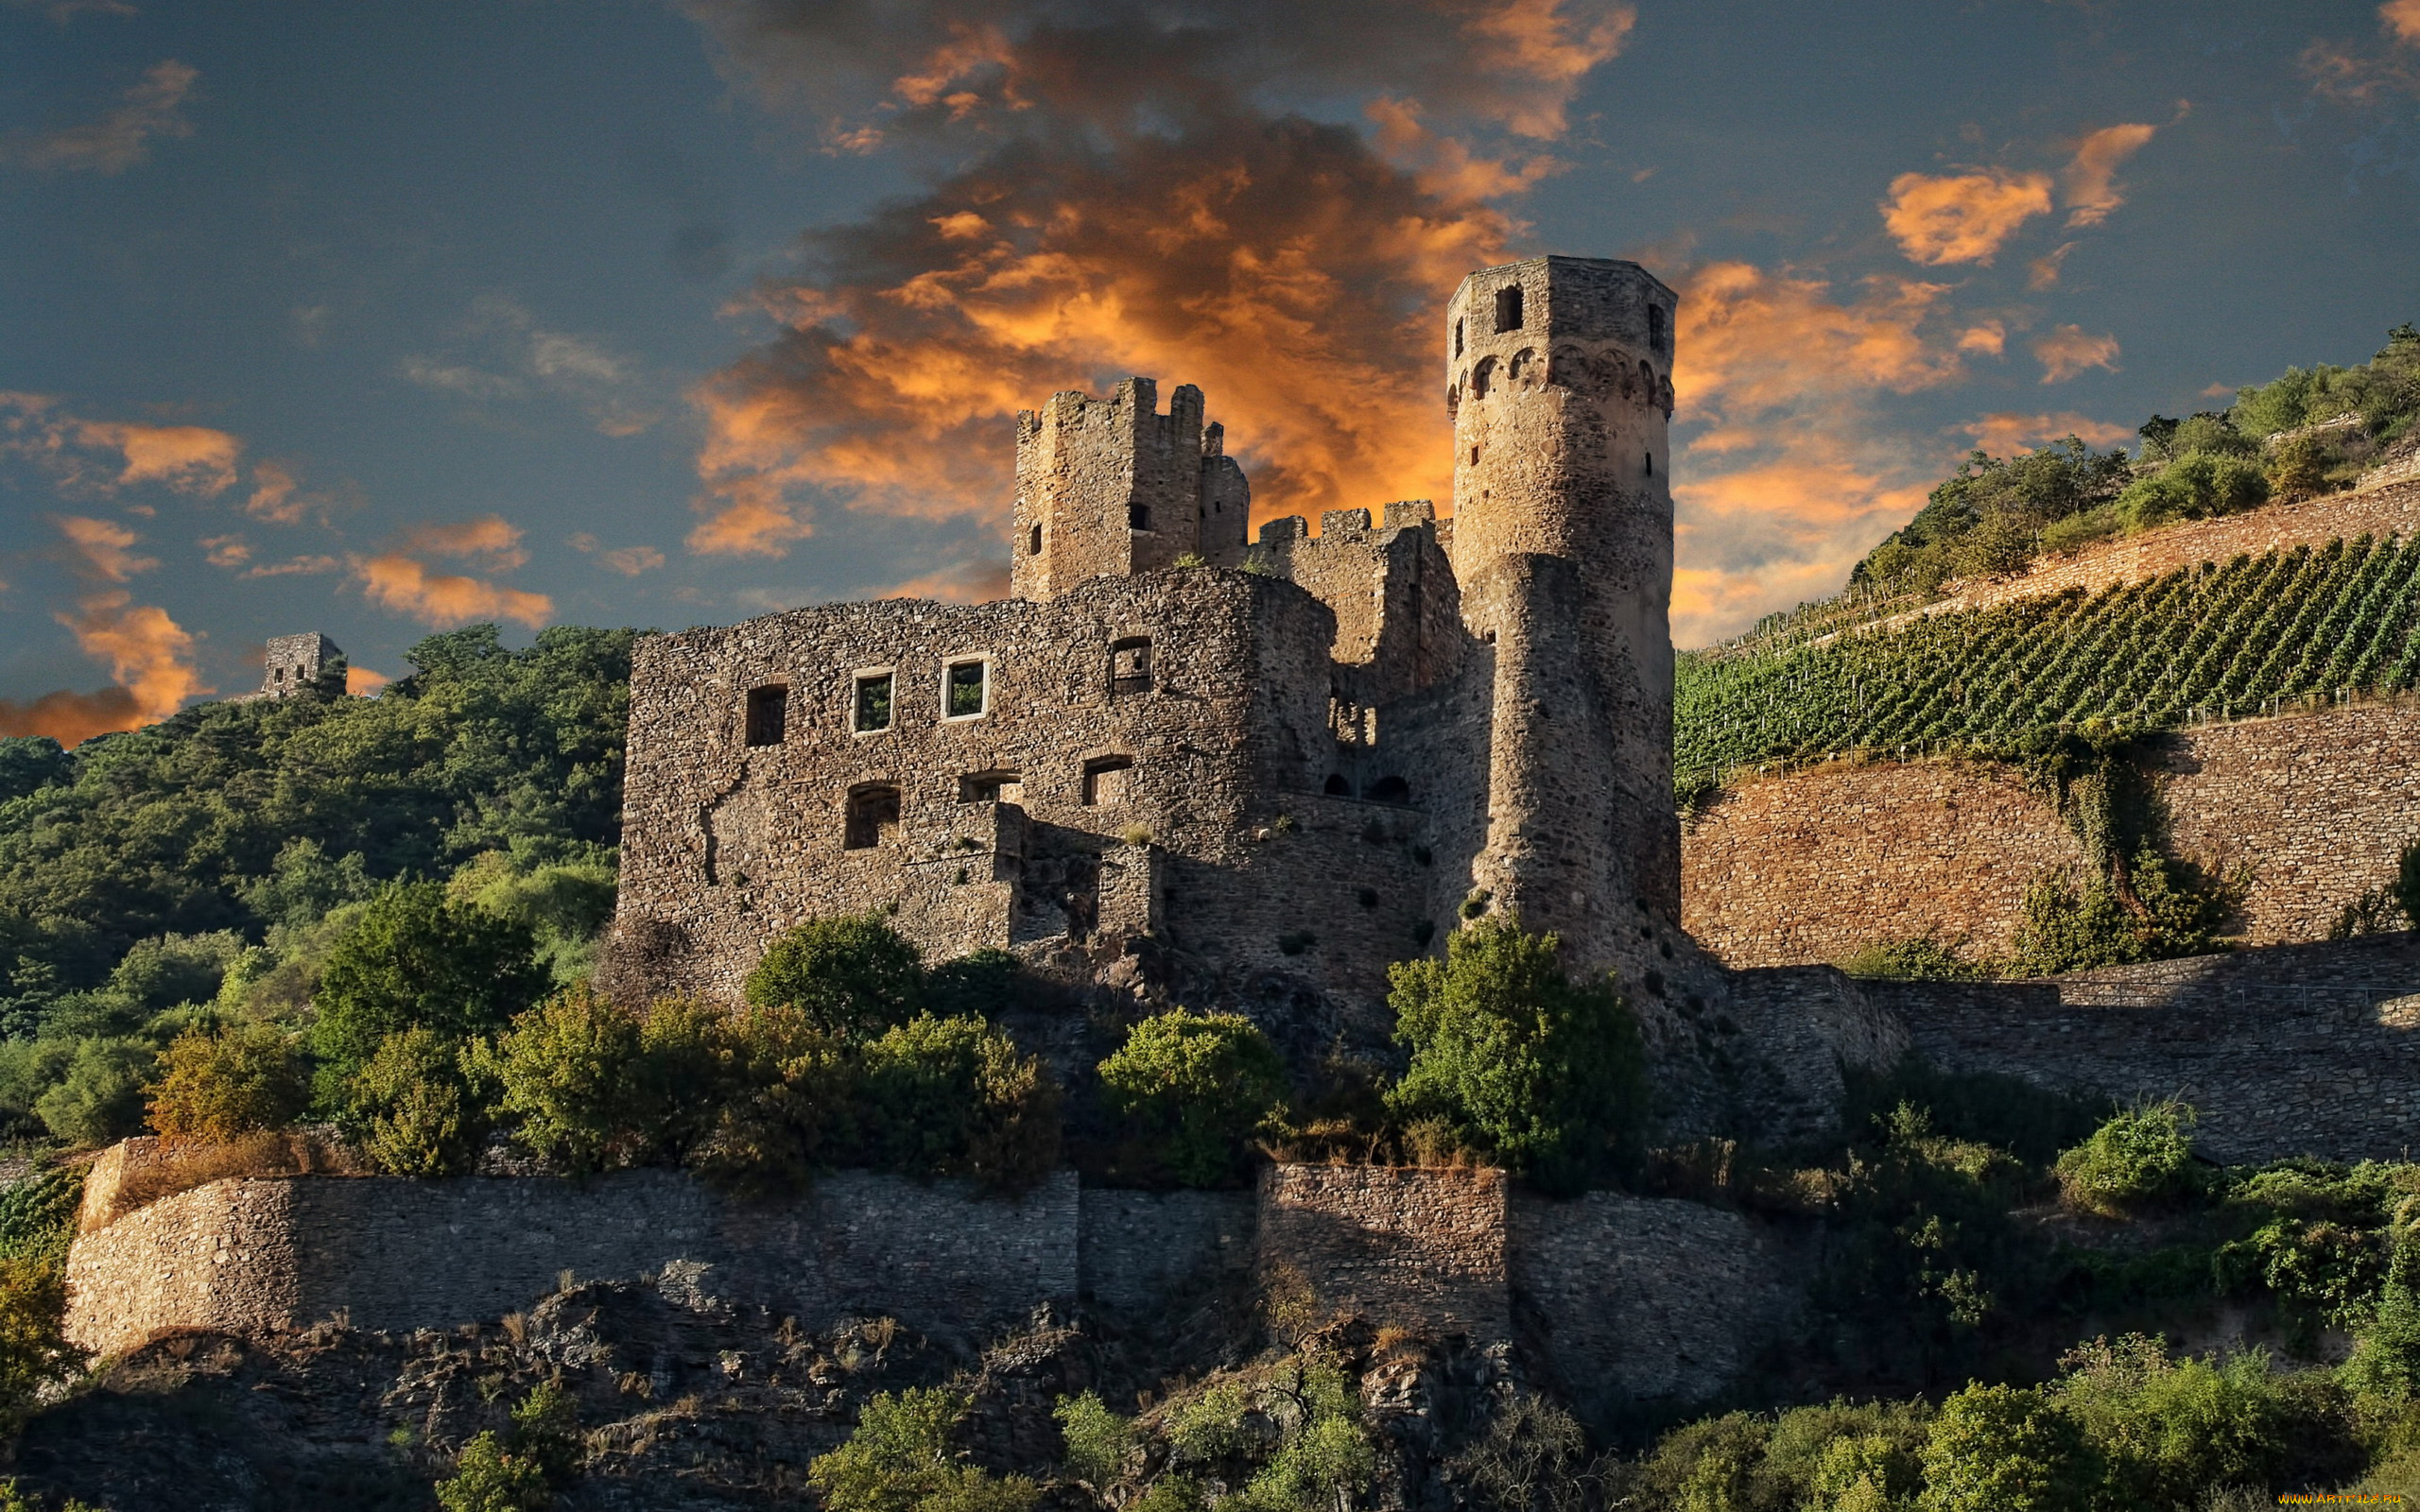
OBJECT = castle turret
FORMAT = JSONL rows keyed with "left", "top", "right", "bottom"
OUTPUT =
{"left": 1010, "top": 378, "right": 1251, "bottom": 601}
{"left": 1444, "top": 256, "right": 1680, "bottom": 970}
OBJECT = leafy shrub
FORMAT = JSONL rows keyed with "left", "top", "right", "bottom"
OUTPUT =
{"left": 2052, "top": 1334, "right": 2300, "bottom": 1506}
{"left": 2114, "top": 453, "right": 2270, "bottom": 532}
{"left": 2009, "top": 850, "right": 2240, "bottom": 976}
{"left": 1097, "top": 1010, "right": 1287, "bottom": 1187}
{"left": 2056, "top": 1101, "right": 2199, "bottom": 1216}
{"left": 2269, "top": 432, "right": 2339, "bottom": 500}
{"left": 1445, "top": 1393, "right": 1610, "bottom": 1512}
{"left": 34, "top": 1037, "right": 153, "bottom": 1146}
{"left": 1160, "top": 1356, "right": 1372, "bottom": 1512}
{"left": 691, "top": 1004, "right": 855, "bottom": 1196}
{"left": 0, "top": 1168, "right": 84, "bottom": 1268}
{"left": 144, "top": 1023, "right": 309, "bottom": 1143}
{"left": 1838, "top": 936, "right": 1987, "bottom": 981}
{"left": 1916, "top": 1383, "right": 2096, "bottom": 1512}
{"left": 2037, "top": 505, "right": 2121, "bottom": 558}
{"left": 810, "top": 1387, "right": 1039, "bottom": 1512}
{"left": 1386, "top": 917, "right": 1645, "bottom": 1194}
{"left": 745, "top": 915, "right": 924, "bottom": 1038}
{"left": 350, "top": 1028, "right": 492, "bottom": 1177}
{"left": 479, "top": 986, "right": 648, "bottom": 1174}
{"left": 0, "top": 1255, "right": 82, "bottom": 1429}
{"left": 858, "top": 1014, "right": 1061, "bottom": 1189}
{"left": 434, "top": 1376, "right": 580, "bottom": 1512}
{"left": 2343, "top": 1264, "right": 2420, "bottom": 1407}
{"left": 1055, "top": 1391, "right": 1135, "bottom": 1487}
{"left": 311, "top": 881, "right": 549, "bottom": 1091}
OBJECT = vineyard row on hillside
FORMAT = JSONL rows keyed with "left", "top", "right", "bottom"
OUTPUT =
{"left": 1675, "top": 534, "right": 2420, "bottom": 782}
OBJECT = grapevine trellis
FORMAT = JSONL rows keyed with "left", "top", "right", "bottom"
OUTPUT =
{"left": 1676, "top": 535, "right": 2420, "bottom": 785}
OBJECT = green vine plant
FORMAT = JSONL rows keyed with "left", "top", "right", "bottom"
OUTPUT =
{"left": 2009, "top": 733, "right": 2249, "bottom": 975}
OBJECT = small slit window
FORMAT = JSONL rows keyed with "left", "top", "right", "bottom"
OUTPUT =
{"left": 1645, "top": 451, "right": 1654, "bottom": 477}
{"left": 1647, "top": 302, "right": 1666, "bottom": 352}
{"left": 843, "top": 783, "right": 900, "bottom": 850}
{"left": 854, "top": 672, "right": 894, "bottom": 733}
{"left": 1494, "top": 284, "right": 1523, "bottom": 334}
{"left": 1453, "top": 318, "right": 1464, "bottom": 358}
{"left": 1028, "top": 524, "right": 1043, "bottom": 556}
{"left": 944, "top": 660, "right": 988, "bottom": 719}
{"left": 1082, "top": 756, "right": 1134, "bottom": 806}
{"left": 744, "top": 684, "right": 788, "bottom": 747}
{"left": 1110, "top": 636, "right": 1152, "bottom": 696}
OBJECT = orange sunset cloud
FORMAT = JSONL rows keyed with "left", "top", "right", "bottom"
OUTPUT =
{"left": 1880, "top": 168, "right": 2053, "bottom": 266}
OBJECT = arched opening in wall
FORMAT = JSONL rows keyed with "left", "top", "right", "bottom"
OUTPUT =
{"left": 1367, "top": 775, "right": 1410, "bottom": 805}
{"left": 1323, "top": 773, "right": 1352, "bottom": 796}
{"left": 1494, "top": 284, "right": 1523, "bottom": 333}
{"left": 1082, "top": 756, "right": 1134, "bottom": 806}
{"left": 1110, "top": 636, "right": 1152, "bottom": 696}
{"left": 1648, "top": 302, "right": 1665, "bottom": 352}
{"left": 1471, "top": 355, "right": 1495, "bottom": 399}
{"left": 843, "top": 783, "right": 901, "bottom": 850}
{"left": 1129, "top": 504, "right": 1151, "bottom": 531}
{"left": 744, "top": 685, "right": 787, "bottom": 747}
{"left": 1510, "top": 348, "right": 1534, "bottom": 385}
{"left": 959, "top": 768, "right": 1023, "bottom": 804}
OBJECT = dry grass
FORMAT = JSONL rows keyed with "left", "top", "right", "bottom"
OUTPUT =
{"left": 96, "top": 1128, "right": 363, "bottom": 1230}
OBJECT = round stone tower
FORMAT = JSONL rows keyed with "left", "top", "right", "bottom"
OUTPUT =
{"left": 1443, "top": 255, "right": 1680, "bottom": 971}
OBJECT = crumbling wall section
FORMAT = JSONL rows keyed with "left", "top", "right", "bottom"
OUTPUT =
{"left": 1255, "top": 1165, "right": 1510, "bottom": 1341}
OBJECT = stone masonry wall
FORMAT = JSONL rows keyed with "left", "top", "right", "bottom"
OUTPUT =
{"left": 68, "top": 1169, "right": 1080, "bottom": 1359}
{"left": 1876, "top": 936, "right": 2420, "bottom": 1164}
{"left": 1255, "top": 1165, "right": 1511, "bottom": 1342}
{"left": 1684, "top": 703, "right": 2420, "bottom": 967}
{"left": 1509, "top": 1192, "right": 1800, "bottom": 1413}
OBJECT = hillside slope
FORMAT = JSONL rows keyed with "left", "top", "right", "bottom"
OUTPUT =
{"left": 1678, "top": 478, "right": 2420, "bottom": 786}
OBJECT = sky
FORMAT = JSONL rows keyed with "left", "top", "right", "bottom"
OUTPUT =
{"left": 3, "top": 0, "right": 2417, "bottom": 744}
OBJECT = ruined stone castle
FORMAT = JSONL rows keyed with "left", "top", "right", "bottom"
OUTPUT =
{"left": 614, "top": 256, "right": 1708, "bottom": 1046}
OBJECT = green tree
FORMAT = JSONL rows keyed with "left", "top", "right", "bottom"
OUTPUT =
{"left": 479, "top": 986, "right": 647, "bottom": 1174}
{"left": 745, "top": 915, "right": 925, "bottom": 1037}
{"left": 349, "top": 1027, "right": 493, "bottom": 1177}
{"left": 33, "top": 1037, "right": 152, "bottom": 1146}
{"left": 858, "top": 1014, "right": 1062, "bottom": 1189}
{"left": 0, "top": 1255, "right": 84, "bottom": 1430}
{"left": 1385, "top": 918, "right": 1646, "bottom": 1194}
{"left": 1917, "top": 1383, "right": 2096, "bottom": 1512}
{"left": 811, "top": 1388, "right": 1040, "bottom": 1512}
{"left": 311, "top": 881, "right": 549, "bottom": 1091}
{"left": 144, "top": 1022, "right": 309, "bottom": 1142}
{"left": 1097, "top": 1010, "right": 1287, "bottom": 1187}
{"left": 692, "top": 1004, "right": 856, "bottom": 1196}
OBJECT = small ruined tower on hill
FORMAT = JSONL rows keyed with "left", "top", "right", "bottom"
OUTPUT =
{"left": 254, "top": 632, "right": 346, "bottom": 700}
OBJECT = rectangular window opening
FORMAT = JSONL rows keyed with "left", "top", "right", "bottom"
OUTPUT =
{"left": 854, "top": 672, "right": 894, "bottom": 733}
{"left": 1494, "top": 284, "right": 1523, "bottom": 334}
{"left": 745, "top": 684, "right": 788, "bottom": 747}
{"left": 1110, "top": 636, "right": 1152, "bottom": 696}
{"left": 1082, "top": 757, "right": 1134, "bottom": 806}
{"left": 945, "top": 660, "right": 988, "bottom": 718}
{"left": 844, "top": 783, "right": 901, "bottom": 850}
{"left": 959, "top": 769, "right": 1024, "bottom": 804}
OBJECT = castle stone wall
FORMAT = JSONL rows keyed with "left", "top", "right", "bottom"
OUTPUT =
{"left": 1076, "top": 1188, "right": 1255, "bottom": 1315}
{"left": 1256, "top": 1165, "right": 1511, "bottom": 1342}
{"left": 1876, "top": 936, "right": 2420, "bottom": 1163}
{"left": 1509, "top": 1191, "right": 1799, "bottom": 1412}
{"left": 68, "top": 1169, "right": 1080, "bottom": 1358}
{"left": 1683, "top": 704, "right": 2420, "bottom": 966}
